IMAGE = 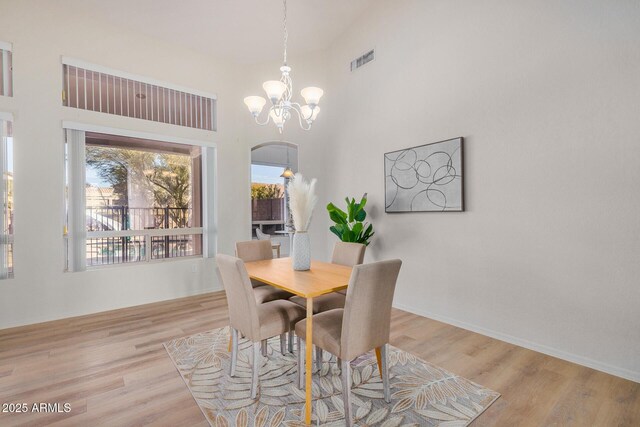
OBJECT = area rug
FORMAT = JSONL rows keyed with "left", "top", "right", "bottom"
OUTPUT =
{"left": 164, "top": 327, "right": 500, "bottom": 426}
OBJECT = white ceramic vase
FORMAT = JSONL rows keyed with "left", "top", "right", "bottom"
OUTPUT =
{"left": 292, "top": 231, "right": 311, "bottom": 271}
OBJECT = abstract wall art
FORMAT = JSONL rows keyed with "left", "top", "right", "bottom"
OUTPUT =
{"left": 385, "top": 137, "right": 464, "bottom": 212}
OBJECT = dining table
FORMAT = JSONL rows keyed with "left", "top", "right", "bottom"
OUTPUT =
{"left": 244, "top": 256, "right": 353, "bottom": 425}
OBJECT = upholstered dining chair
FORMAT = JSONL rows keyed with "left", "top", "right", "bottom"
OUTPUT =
{"left": 294, "top": 259, "right": 402, "bottom": 426}
{"left": 236, "top": 240, "right": 296, "bottom": 354}
{"left": 290, "top": 242, "right": 366, "bottom": 313}
{"left": 331, "top": 242, "right": 366, "bottom": 294}
{"left": 290, "top": 242, "right": 367, "bottom": 370}
{"left": 256, "top": 228, "right": 282, "bottom": 258}
{"left": 236, "top": 240, "right": 293, "bottom": 304}
{"left": 216, "top": 254, "right": 306, "bottom": 399}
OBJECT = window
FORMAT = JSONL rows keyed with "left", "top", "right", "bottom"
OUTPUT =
{"left": 64, "top": 128, "right": 215, "bottom": 270}
{"left": 0, "top": 114, "right": 13, "bottom": 278}
{"left": 0, "top": 42, "right": 13, "bottom": 97}
{"left": 62, "top": 58, "right": 216, "bottom": 131}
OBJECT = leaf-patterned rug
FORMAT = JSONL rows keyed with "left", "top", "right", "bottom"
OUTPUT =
{"left": 164, "top": 326, "right": 500, "bottom": 426}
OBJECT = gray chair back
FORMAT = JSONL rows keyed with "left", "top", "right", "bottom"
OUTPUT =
{"left": 341, "top": 259, "right": 402, "bottom": 360}
{"left": 236, "top": 240, "right": 273, "bottom": 262}
{"left": 216, "top": 254, "right": 260, "bottom": 341}
{"left": 331, "top": 242, "right": 366, "bottom": 266}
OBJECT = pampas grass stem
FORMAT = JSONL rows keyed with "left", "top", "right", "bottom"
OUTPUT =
{"left": 287, "top": 173, "right": 318, "bottom": 232}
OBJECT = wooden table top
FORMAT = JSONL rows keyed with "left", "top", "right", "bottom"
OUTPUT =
{"left": 244, "top": 257, "right": 352, "bottom": 298}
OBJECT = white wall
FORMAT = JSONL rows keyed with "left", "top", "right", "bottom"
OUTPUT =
{"left": 321, "top": 0, "right": 640, "bottom": 381}
{"left": 0, "top": 0, "right": 249, "bottom": 328}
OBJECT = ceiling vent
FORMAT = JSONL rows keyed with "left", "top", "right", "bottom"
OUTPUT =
{"left": 350, "top": 49, "right": 375, "bottom": 71}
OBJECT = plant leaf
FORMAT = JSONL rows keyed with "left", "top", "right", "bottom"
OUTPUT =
{"left": 359, "top": 195, "right": 367, "bottom": 210}
{"left": 269, "top": 408, "right": 286, "bottom": 427}
{"left": 254, "top": 406, "right": 269, "bottom": 427}
{"left": 346, "top": 198, "right": 355, "bottom": 222}
{"left": 329, "top": 210, "right": 347, "bottom": 225}
{"left": 235, "top": 409, "right": 248, "bottom": 427}
{"left": 366, "top": 407, "right": 389, "bottom": 424}
{"left": 352, "top": 222, "right": 363, "bottom": 238}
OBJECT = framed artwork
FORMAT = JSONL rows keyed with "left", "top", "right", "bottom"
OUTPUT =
{"left": 385, "top": 137, "right": 464, "bottom": 212}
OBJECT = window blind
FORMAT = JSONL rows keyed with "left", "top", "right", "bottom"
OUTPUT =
{"left": 65, "top": 129, "right": 87, "bottom": 272}
{"left": 62, "top": 59, "right": 216, "bottom": 131}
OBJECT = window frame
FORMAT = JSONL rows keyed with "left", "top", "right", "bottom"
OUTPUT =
{"left": 0, "top": 111, "right": 14, "bottom": 278}
{"left": 62, "top": 121, "right": 217, "bottom": 271}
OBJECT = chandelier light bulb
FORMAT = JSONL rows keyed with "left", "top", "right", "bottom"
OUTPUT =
{"left": 300, "top": 87, "right": 324, "bottom": 107}
{"left": 263, "top": 80, "right": 287, "bottom": 103}
{"left": 244, "top": 96, "right": 266, "bottom": 116}
{"left": 300, "top": 105, "right": 320, "bottom": 122}
{"left": 269, "top": 108, "right": 285, "bottom": 128}
{"left": 280, "top": 167, "right": 295, "bottom": 178}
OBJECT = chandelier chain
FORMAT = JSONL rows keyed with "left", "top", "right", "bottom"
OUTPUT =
{"left": 283, "top": 0, "right": 288, "bottom": 65}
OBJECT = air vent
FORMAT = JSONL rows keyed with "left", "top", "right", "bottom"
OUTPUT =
{"left": 350, "top": 49, "right": 375, "bottom": 71}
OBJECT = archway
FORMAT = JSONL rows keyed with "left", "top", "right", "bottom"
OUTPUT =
{"left": 250, "top": 142, "right": 298, "bottom": 256}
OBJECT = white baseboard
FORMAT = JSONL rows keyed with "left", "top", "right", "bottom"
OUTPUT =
{"left": 1, "top": 285, "right": 223, "bottom": 330}
{"left": 393, "top": 302, "right": 640, "bottom": 384}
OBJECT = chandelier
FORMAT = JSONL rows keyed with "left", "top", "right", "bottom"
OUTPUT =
{"left": 243, "top": 0, "right": 323, "bottom": 133}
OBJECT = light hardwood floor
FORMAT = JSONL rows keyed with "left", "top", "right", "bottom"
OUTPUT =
{"left": 0, "top": 292, "right": 638, "bottom": 426}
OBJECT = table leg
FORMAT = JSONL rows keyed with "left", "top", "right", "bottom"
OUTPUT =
{"left": 375, "top": 347, "right": 383, "bottom": 377}
{"left": 305, "top": 297, "right": 313, "bottom": 425}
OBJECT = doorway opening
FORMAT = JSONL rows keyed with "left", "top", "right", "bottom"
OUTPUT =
{"left": 250, "top": 142, "right": 298, "bottom": 256}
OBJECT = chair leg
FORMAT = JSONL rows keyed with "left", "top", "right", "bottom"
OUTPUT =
{"left": 375, "top": 347, "right": 383, "bottom": 377}
{"left": 297, "top": 337, "right": 305, "bottom": 389}
{"left": 280, "top": 333, "right": 286, "bottom": 355}
{"left": 341, "top": 358, "right": 353, "bottom": 427}
{"left": 381, "top": 344, "right": 390, "bottom": 403}
{"left": 288, "top": 330, "right": 294, "bottom": 353}
{"left": 230, "top": 328, "right": 238, "bottom": 377}
{"left": 261, "top": 339, "right": 267, "bottom": 357}
{"left": 251, "top": 341, "right": 261, "bottom": 399}
{"left": 315, "top": 347, "right": 323, "bottom": 372}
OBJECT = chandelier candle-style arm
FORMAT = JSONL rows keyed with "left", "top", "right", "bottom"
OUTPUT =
{"left": 243, "top": 0, "right": 324, "bottom": 133}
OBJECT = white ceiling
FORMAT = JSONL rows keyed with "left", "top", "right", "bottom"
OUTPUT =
{"left": 66, "top": 0, "right": 373, "bottom": 64}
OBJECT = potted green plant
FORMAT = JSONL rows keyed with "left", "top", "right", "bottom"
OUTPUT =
{"left": 326, "top": 193, "right": 374, "bottom": 245}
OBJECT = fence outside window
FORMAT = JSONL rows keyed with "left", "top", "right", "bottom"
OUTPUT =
{"left": 84, "top": 206, "right": 201, "bottom": 266}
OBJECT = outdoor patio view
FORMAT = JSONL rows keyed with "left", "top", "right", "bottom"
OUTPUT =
{"left": 84, "top": 134, "right": 202, "bottom": 266}
{"left": 1, "top": 120, "right": 13, "bottom": 278}
{"left": 251, "top": 165, "right": 286, "bottom": 237}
